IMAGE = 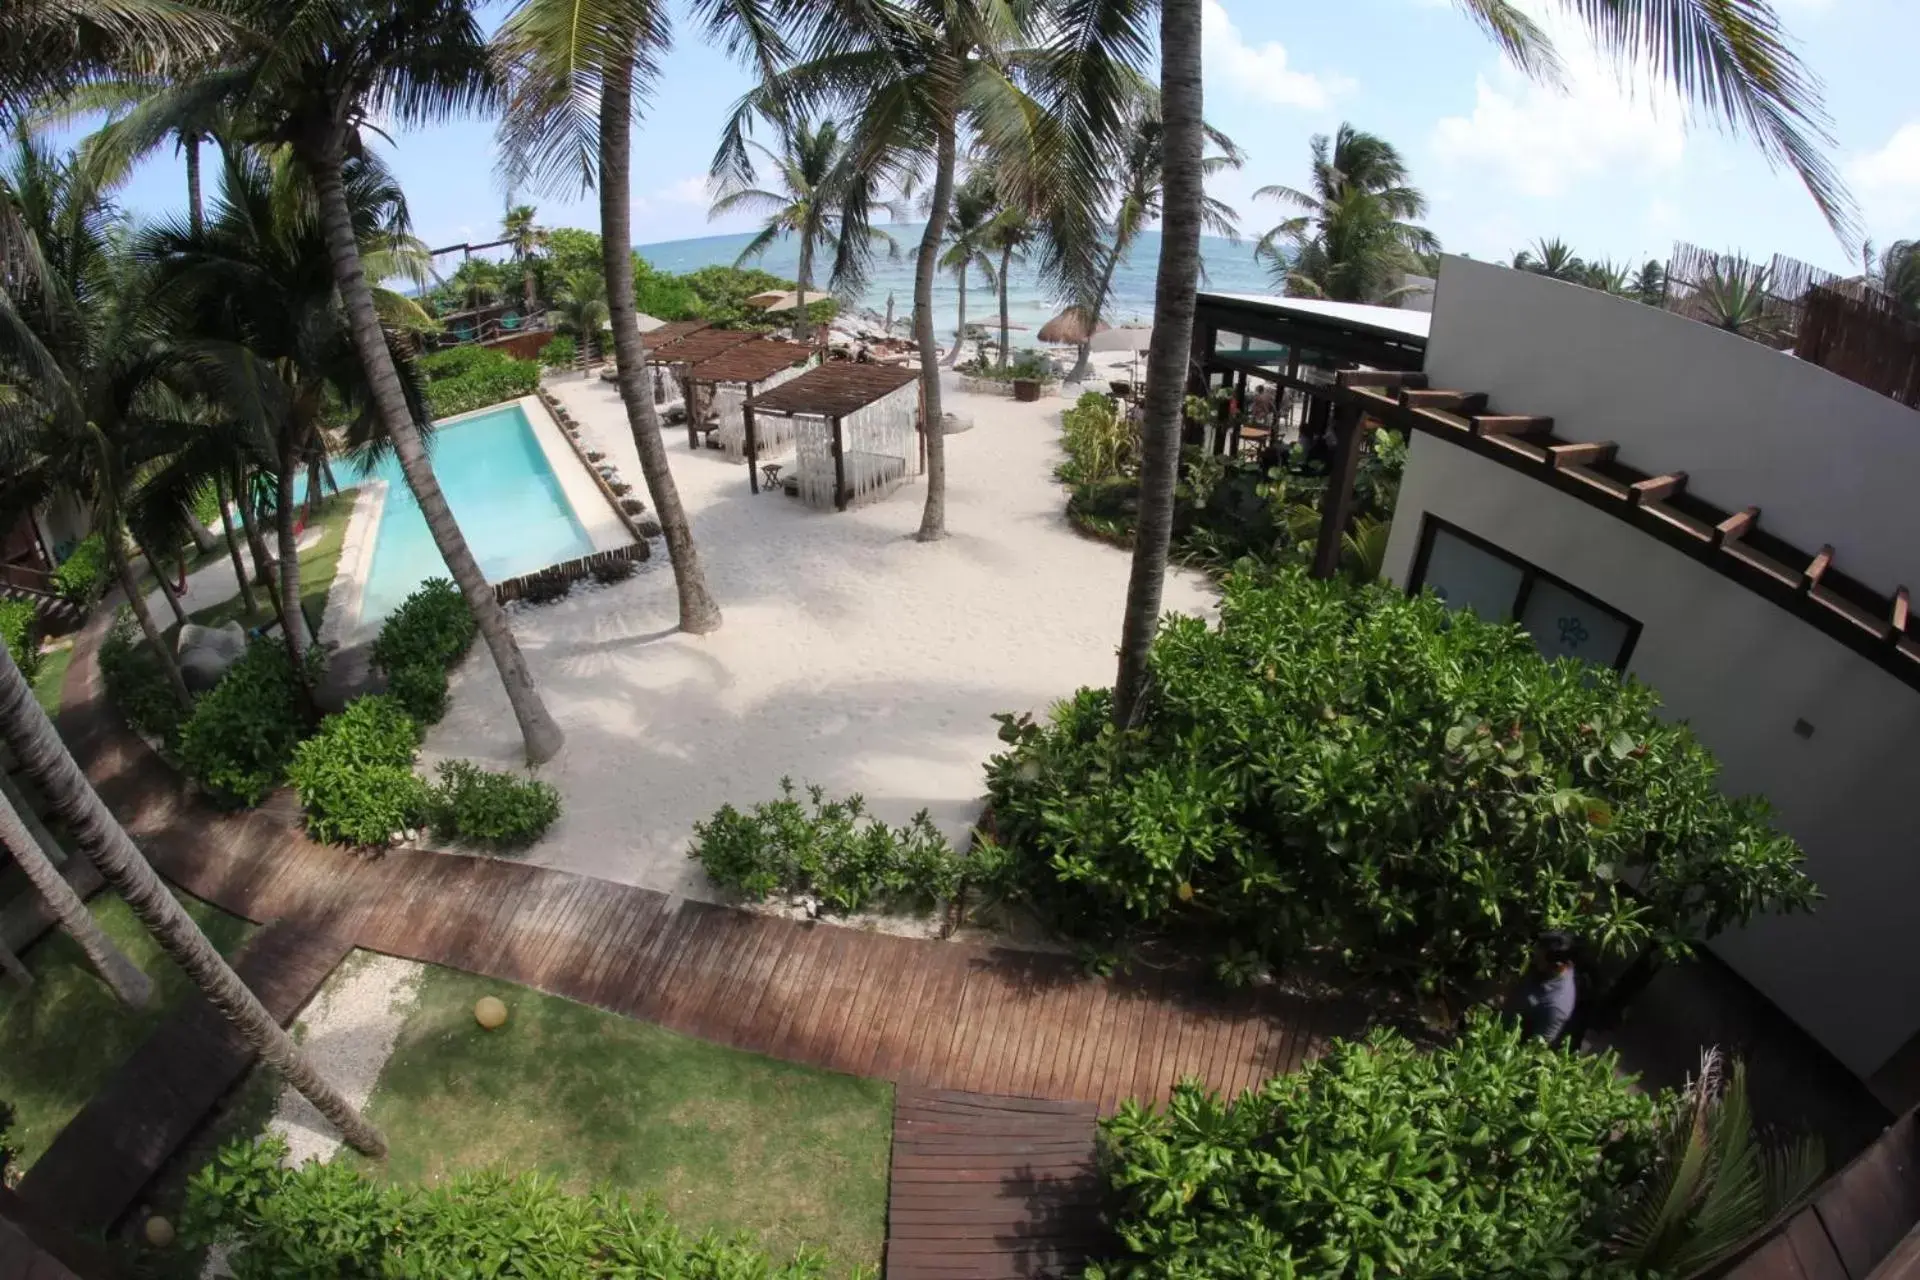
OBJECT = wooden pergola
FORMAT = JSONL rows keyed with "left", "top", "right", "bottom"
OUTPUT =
{"left": 744, "top": 363, "right": 922, "bottom": 506}
{"left": 641, "top": 328, "right": 758, "bottom": 433}
{"left": 683, "top": 338, "right": 817, "bottom": 455}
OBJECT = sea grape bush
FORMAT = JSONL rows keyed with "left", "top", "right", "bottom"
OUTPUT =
{"left": 181, "top": 1136, "right": 840, "bottom": 1279}
{"left": 691, "top": 779, "right": 963, "bottom": 914}
{"left": 428, "top": 759, "right": 561, "bottom": 849}
{"left": 985, "top": 568, "right": 1814, "bottom": 997}
{"left": 1086, "top": 1014, "right": 1663, "bottom": 1280}
{"left": 287, "top": 695, "right": 429, "bottom": 846}
{"left": 176, "top": 641, "right": 317, "bottom": 807}
{"left": 371, "top": 578, "right": 476, "bottom": 724}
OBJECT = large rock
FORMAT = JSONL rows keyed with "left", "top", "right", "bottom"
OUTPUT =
{"left": 176, "top": 621, "right": 250, "bottom": 692}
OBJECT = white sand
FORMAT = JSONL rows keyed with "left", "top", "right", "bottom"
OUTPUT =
{"left": 419, "top": 360, "right": 1214, "bottom": 899}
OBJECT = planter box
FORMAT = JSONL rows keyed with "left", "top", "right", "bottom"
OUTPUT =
{"left": 1012, "top": 378, "right": 1043, "bottom": 403}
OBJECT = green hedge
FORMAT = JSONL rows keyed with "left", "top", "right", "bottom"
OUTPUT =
{"left": 51, "top": 534, "right": 109, "bottom": 607}
{"left": 287, "top": 695, "right": 429, "bottom": 846}
{"left": 1088, "top": 1014, "right": 1662, "bottom": 1279}
{"left": 0, "top": 599, "right": 39, "bottom": 684}
{"left": 371, "top": 578, "right": 476, "bottom": 724}
{"left": 176, "top": 641, "right": 315, "bottom": 807}
{"left": 417, "top": 347, "right": 541, "bottom": 419}
{"left": 985, "top": 568, "right": 1815, "bottom": 996}
{"left": 181, "top": 1136, "right": 833, "bottom": 1278}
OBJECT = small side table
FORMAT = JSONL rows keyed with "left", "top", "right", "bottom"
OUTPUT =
{"left": 760, "top": 463, "right": 783, "bottom": 491}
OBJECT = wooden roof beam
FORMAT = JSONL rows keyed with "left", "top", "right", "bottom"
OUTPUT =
{"left": 1338, "top": 370, "right": 1428, "bottom": 390}
{"left": 1803, "top": 545, "right": 1833, "bottom": 590}
{"left": 1401, "top": 389, "right": 1489, "bottom": 414}
{"left": 1628, "top": 473, "right": 1687, "bottom": 506}
{"left": 1713, "top": 506, "right": 1758, "bottom": 548}
{"left": 1548, "top": 441, "right": 1616, "bottom": 469}
{"left": 1472, "top": 414, "right": 1554, "bottom": 437}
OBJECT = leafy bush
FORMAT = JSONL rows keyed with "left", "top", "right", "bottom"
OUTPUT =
{"left": 287, "top": 695, "right": 429, "bottom": 846}
{"left": 691, "top": 779, "right": 964, "bottom": 914}
{"left": 417, "top": 346, "right": 541, "bottom": 418}
{"left": 51, "top": 533, "right": 109, "bottom": 607}
{"left": 1087, "top": 1013, "right": 1663, "bottom": 1280}
{"left": 0, "top": 599, "right": 39, "bottom": 684}
{"left": 99, "top": 609, "right": 191, "bottom": 744}
{"left": 371, "top": 578, "right": 476, "bottom": 725}
{"left": 176, "top": 641, "right": 314, "bottom": 807}
{"left": 539, "top": 332, "right": 578, "bottom": 368}
{"left": 181, "top": 1135, "right": 834, "bottom": 1278}
{"left": 985, "top": 569, "right": 1815, "bottom": 998}
{"left": 427, "top": 759, "right": 561, "bottom": 850}
{"left": 1057, "top": 392, "right": 1136, "bottom": 486}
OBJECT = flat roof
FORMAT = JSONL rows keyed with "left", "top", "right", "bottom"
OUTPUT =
{"left": 644, "top": 327, "right": 756, "bottom": 366}
{"left": 1200, "top": 293, "right": 1432, "bottom": 342}
{"left": 750, "top": 362, "right": 920, "bottom": 418}
{"left": 686, "top": 338, "right": 814, "bottom": 385}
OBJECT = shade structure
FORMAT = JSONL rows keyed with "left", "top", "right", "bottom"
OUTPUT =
{"left": 743, "top": 362, "right": 923, "bottom": 508}
{"left": 1089, "top": 324, "right": 1152, "bottom": 353}
{"left": 1037, "top": 306, "right": 1109, "bottom": 345}
{"left": 685, "top": 338, "right": 817, "bottom": 461}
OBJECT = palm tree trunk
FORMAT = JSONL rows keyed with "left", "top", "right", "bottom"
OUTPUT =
{"left": 1070, "top": 241, "right": 1127, "bottom": 383}
{"left": 945, "top": 265, "right": 967, "bottom": 368}
{"left": 215, "top": 475, "right": 257, "bottom": 617}
{"left": 999, "top": 244, "right": 1013, "bottom": 368}
{"left": 141, "top": 539, "right": 187, "bottom": 627}
{"left": 184, "top": 131, "right": 203, "bottom": 238}
{"left": 523, "top": 263, "right": 537, "bottom": 318}
{"left": 1113, "top": 0, "right": 1204, "bottom": 729}
{"left": 914, "top": 69, "right": 961, "bottom": 542}
{"left": 0, "top": 773, "right": 152, "bottom": 1007}
{"left": 794, "top": 240, "right": 812, "bottom": 343}
{"left": 112, "top": 533, "right": 191, "bottom": 709}
{"left": 600, "top": 54, "right": 722, "bottom": 635}
{"left": 274, "top": 447, "right": 309, "bottom": 670}
{"left": 307, "top": 141, "right": 564, "bottom": 763}
{"left": 0, "top": 644, "right": 387, "bottom": 1156}
{"left": 0, "top": 941, "right": 29, "bottom": 989}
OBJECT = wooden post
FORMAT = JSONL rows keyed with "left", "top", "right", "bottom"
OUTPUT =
{"left": 683, "top": 369, "right": 700, "bottom": 449}
{"left": 832, "top": 415, "right": 848, "bottom": 511}
{"left": 745, "top": 391, "right": 760, "bottom": 495}
{"left": 1310, "top": 402, "right": 1366, "bottom": 580}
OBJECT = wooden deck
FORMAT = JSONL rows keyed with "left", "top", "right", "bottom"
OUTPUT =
{"left": 15, "top": 921, "right": 351, "bottom": 1233}
{"left": 885, "top": 1089, "right": 1106, "bottom": 1280}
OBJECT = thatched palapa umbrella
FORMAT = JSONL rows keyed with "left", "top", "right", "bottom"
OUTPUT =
{"left": 1037, "top": 306, "right": 1109, "bottom": 345}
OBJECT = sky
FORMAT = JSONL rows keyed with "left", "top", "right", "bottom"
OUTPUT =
{"left": 85, "top": 0, "right": 1920, "bottom": 279}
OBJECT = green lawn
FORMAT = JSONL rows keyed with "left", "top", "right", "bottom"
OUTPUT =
{"left": 174, "top": 493, "right": 353, "bottom": 637}
{"left": 0, "top": 891, "right": 253, "bottom": 1170}
{"left": 346, "top": 967, "right": 894, "bottom": 1276}
{"left": 31, "top": 645, "right": 73, "bottom": 717}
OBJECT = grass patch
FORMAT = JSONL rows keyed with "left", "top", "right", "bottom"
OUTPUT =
{"left": 346, "top": 966, "right": 892, "bottom": 1276}
{"left": 0, "top": 891, "right": 254, "bottom": 1170}
{"left": 31, "top": 644, "right": 72, "bottom": 717}
{"left": 174, "top": 493, "right": 353, "bottom": 639}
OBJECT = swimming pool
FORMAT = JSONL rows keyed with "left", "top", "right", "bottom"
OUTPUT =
{"left": 342, "top": 403, "right": 595, "bottom": 624}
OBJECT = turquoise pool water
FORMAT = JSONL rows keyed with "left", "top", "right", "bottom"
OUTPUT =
{"left": 341, "top": 404, "right": 593, "bottom": 624}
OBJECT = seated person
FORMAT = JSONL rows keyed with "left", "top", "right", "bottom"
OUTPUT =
{"left": 1504, "top": 931, "right": 1578, "bottom": 1044}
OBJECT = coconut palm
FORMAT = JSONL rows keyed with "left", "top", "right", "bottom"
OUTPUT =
{"left": 1067, "top": 102, "right": 1241, "bottom": 383}
{"left": 1257, "top": 125, "right": 1436, "bottom": 304}
{"left": 0, "top": 1, "right": 229, "bottom": 132}
{"left": 1631, "top": 258, "right": 1669, "bottom": 307}
{"left": 940, "top": 175, "right": 1000, "bottom": 367}
{"left": 1109, "top": 0, "right": 1853, "bottom": 727}
{"left": 501, "top": 201, "right": 545, "bottom": 315}
{"left": 983, "top": 195, "right": 1038, "bottom": 367}
{"left": 0, "top": 642, "right": 386, "bottom": 1156}
{"left": 493, "top": 0, "right": 771, "bottom": 634}
{"left": 548, "top": 268, "right": 609, "bottom": 362}
{"left": 193, "top": 0, "right": 564, "bottom": 761}
{"left": 0, "top": 771, "right": 152, "bottom": 1008}
{"left": 1864, "top": 239, "right": 1920, "bottom": 321}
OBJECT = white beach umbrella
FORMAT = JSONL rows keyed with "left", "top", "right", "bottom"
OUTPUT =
{"left": 1088, "top": 324, "right": 1152, "bottom": 353}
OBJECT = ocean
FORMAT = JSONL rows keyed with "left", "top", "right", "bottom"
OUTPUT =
{"left": 634, "top": 224, "right": 1275, "bottom": 344}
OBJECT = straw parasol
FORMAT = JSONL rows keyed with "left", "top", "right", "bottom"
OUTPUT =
{"left": 1088, "top": 323, "right": 1151, "bottom": 353}
{"left": 1036, "top": 306, "right": 1109, "bottom": 345}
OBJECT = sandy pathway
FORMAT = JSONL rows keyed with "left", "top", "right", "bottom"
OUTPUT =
{"left": 420, "top": 367, "right": 1214, "bottom": 898}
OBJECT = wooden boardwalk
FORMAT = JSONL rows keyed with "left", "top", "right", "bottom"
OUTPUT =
{"left": 15, "top": 922, "right": 351, "bottom": 1233}
{"left": 885, "top": 1089, "right": 1107, "bottom": 1280}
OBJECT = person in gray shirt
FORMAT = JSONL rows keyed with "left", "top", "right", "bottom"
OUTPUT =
{"left": 1505, "top": 931, "right": 1578, "bottom": 1045}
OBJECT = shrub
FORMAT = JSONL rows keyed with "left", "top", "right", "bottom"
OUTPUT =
{"left": 1057, "top": 392, "right": 1135, "bottom": 486}
{"left": 99, "top": 609, "right": 191, "bottom": 745}
{"left": 592, "top": 557, "right": 636, "bottom": 585}
{"left": 51, "top": 534, "right": 110, "bottom": 607}
{"left": 427, "top": 759, "right": 561, "bottom": 850}
{"left": 371, "top": 578, "right": 476, "bottom": 725}
{"left": 181, "top": 1135, "right": 830, "bottom": 1278}
{"left": 287, "top": 696, "right": 429, "bottom": 846}
{"left": 417, "top": 346, "right": 542, "bottom": 418}
{"left": 1087, "top": 1013, "right": 1663, "bottom": 1280}
{"left": 176, "top": 641, "right": 314, "bottom": 807}
{"left": 690, "top": 779, "right": 963, "bottom": 914}
{"left": 0, "top": 599, "right": 39, "bottom": 684}
{"left": 539, "top": 333, "right": 578, "bottom": 368}
{"left": 985, "top": 569, "right": 1815, "bottom": 998}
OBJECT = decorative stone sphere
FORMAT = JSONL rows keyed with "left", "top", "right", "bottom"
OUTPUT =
{"left": 144, "top": 1215, "right": 176, "bottom": 1248}
{"left": 474, "top": 996, "right": 509, "bottom": 1030}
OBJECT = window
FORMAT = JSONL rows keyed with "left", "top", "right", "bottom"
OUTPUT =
{"left": 1409, "top": 518, "right": 1640, "bottom": 671}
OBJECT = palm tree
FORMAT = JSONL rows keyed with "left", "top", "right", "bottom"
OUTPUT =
{"left": 1068, "top": 103, "right": 1241, "bottom": 383}
{"left": 1257, "top": 125, "right": 1435, "bottom": 304}
{"left": 940, "top": 175, "right": 1000, "bottom": 367}
{"left": 984, "top": 195, "right": 1037, "bottom": 367}
{"left": 1631, "top": 258, "right": 1669, "bottom": 307}
{"left": 1864, "top": 239, "right": 1920, "bottom": 321}
{"left": 709, "top": 119, "right": 894, "bottom": 343}
{"left": 501, "top": 201, "right": 544, "bottom": 315}
{"left": 213, "top": 0, "right": 564, "bottom": 762}
{"left": 1512, "top": 236, "right": 1586, "bottom": 282}
{"left": 0, "top": 642, "right": 386, "bottom": 1156}
{"left": 0, "top": 1, "right": 228, "bottom": 132}
{"left": 493, "top": 0, "right": 747, "bottom": 634}
{"left": 0, "top": 771, "right": 152, "bottom": 1007}
{"left": 1108, "top": 0, "right": 1854, "bottom": 728}
{"left": 1113, "top": 0, "right": 1203, "bottom": 727}
{"left": 548, "top": 268, "right": 609, "bottom": 362}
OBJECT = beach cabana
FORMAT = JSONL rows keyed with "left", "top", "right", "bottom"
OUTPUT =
{"left": 598, "top": 319, "right": 714, "bottom": 388}
{"left": 684, "top": 339, "right": 817, "bottom": 463}
{"left": 642, "top": 328, "right": 758, "bottom": 440}
{"left": 744, "top": 363, "right": 923, "bottom": 509}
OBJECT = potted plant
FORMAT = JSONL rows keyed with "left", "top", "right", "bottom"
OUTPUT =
{"left": 1009, "top": 349, "right": 1050, "bottom": 402}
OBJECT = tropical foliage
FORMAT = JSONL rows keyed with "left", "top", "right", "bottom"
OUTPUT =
{"left": 985, "top": 569, "right": 1815, "bottom": 997}
{"left": 416, "top": 345, "right": 541, "bottom": 419}
{"left": 0, "top": 600, "right": 39, "bottom": 685}
{"left": 1258, "top": 124, "right": 1434, "bottom": 304}
{"left": 287, "top": 694, "right": 430, "bottom": 846}
{"left": 370, "top": 578, "right": 477, "bottom": 726}
{"left": 427, "top": 759, "right": 562, "bottom": 850}
{"left": 175, "top": 640, "right": 319, "bottom": 808}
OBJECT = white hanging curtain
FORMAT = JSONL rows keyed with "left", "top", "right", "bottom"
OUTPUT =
{"left": 714, "top": 361, "right": 812, "bottom": 462}
{"left": 792, "top": 414, "right": 837, "bottom": 509}
{"left": 840, "top": 381, "right": 920, "bottom": 508}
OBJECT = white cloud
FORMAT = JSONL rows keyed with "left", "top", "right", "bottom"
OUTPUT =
{"left": 1429, "top": 9, "right": 1686, "bottom": 200}
{"left": 655, "top": 175, "right": 711, "bottom": 206}
{"left": 1846, "top": 122, "right": 1920, "bottom": 231}
{"left": 1203, "top": 0, "right": 1352, "bottom": 111}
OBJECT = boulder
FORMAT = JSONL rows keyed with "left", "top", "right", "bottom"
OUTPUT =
{"left": 176, "top": 620, "right": 250, "bottom": 692}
